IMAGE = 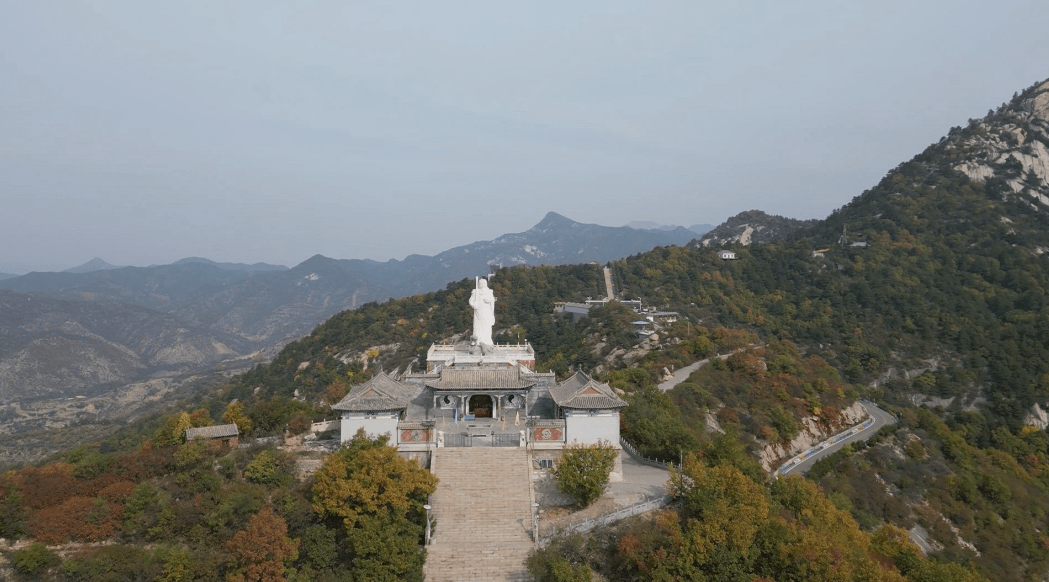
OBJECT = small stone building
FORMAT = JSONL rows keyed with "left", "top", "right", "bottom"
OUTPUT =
{"left": 185, "top": 423, "right": 240, "bottom": 448}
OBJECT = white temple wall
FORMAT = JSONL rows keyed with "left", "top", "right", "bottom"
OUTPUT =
{"left": 340, "top": 413, "right": 399, "bottom": 442}
{"left": 564, "top": 412, "right": 620, "bottom": 445}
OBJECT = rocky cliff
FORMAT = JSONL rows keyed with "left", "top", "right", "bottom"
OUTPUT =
{"left": 697, "top": 210, "right": 817, "bottom": 248}
{"left": 951, "top": 79, "right": 1049, "bottom": 223}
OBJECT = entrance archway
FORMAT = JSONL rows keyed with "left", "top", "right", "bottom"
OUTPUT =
{"left": 468, "top": 395, "right": 493, "bottom": 418}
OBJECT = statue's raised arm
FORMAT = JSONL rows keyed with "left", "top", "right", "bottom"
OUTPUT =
{"left": 469, "top": 278, "right": 496, "bottom": 347}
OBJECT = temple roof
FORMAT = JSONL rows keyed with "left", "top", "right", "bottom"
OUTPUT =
{"left": 427, "top": 366, "right": 537, "bottom": 390}
{"left": 186, "top": 423, "right": 239, "bottom": 440}
{"left": 333, "top": 371, "right": 418, "bottom": 412}
{"left": 550, "top": 371, "right": 628, "bottom": 409}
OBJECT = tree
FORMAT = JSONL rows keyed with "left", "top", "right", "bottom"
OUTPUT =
{"left": 299, "top": 524, "right": 338, "bottom": 572}
{"left": 527, "top": 552, "right": 595, "bottom": 582}
{"left": 621, "top": 385, "right": 698, "bottom": 461}
{"left": 226, "top": 506, "right": 299, "bottom": 582}
{"left": 311, "top": 430, "right": 437, "bottom": 582}
{"left": 223, "top": 401, "right": 253, "bottom": 435}
{"left": 346, "top": 511, "right": 427, "bottom": 582}
{"left": 668, "top": 455, "right": 770, "bottom": 568}
{"left": 553, "top": 442, "right": 617, "bottom": 508}
{"left": 153, "top": 412, "right": 193, "bottom": 448}
{"left": 312, "top": 429, "right": 437, "bottom": 531}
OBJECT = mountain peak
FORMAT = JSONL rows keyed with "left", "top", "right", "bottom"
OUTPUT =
{"left": 64, "top": 258, "right": 122, "bottom": 274}
{"left": 937, "top": 77, "right": 1049, "bottom": 219}
{"left": 171, "top": 257, "right": 288, "bottom": 272}
{"left": 698, "top": 210, "right": 816, "bottom": 247}
{"left": 533, "top": 212, "right": 578, "bottom": 230}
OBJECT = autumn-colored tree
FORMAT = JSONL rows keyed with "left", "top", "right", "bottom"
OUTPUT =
{"left": 324, "top": 378, "right": 349, "bottom": 405}
{"left": 225, "top": 506, "right": 299, "bottom": 582}
{"left": 153, "top": 412, "right": 193, "bottom": 448}
{"left": 189, "top": 408, "right": 213, "bottom": 427}
{"left": 287, "top": 410, "right": 311, "bottom": 435}
{"left": 28, "top": 496, "right": 123, "bottom": 543}
{"left": 668, "top": 455, "right": 770, "bottom": 568}
{"left": 312, "top": 429, "right": 437, "bottom": 531}
{"left": 19, "top": 463, "right": 79, "bottom": 511}
{"left": 223, "top": 401, "right": 253, "bottom": 435}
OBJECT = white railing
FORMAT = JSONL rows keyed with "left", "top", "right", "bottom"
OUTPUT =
{"left": 539, "top": 495, "right": 672, "bottom": 544}
{"left": 619, "top": 437, "right": 678, "bottom": 471}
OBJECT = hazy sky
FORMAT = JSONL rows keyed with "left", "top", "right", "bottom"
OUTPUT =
{"left": 2, "top": 1, "right": 1046, "bottom": 273}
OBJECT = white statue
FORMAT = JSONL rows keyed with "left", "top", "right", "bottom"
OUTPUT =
{"left": 469, "top": 277, "right": 496, "bottom": 347}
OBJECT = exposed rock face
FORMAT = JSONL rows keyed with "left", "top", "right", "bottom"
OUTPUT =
{"left": 949, "top": 80, "right": 1049, "bottom": 213}
{"left": 758, "top": 401, "right": 867, "bottom": 471}
{"left": 697, "top": 210, "right": 817, "bottom": 248}
{"left": 1025, "top": 403, "right": 1049, "bottom": 430}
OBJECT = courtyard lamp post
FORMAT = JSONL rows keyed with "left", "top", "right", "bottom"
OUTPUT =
{"left": 423, "top": 504, "right": 433, "bottom": 545}
{"left": 532, "top": 502, "right": 540, "bottom": 542}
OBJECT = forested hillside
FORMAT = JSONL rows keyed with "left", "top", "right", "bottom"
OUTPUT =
{"left": 4, "top": 79, "right": 1049, "bottom": 581}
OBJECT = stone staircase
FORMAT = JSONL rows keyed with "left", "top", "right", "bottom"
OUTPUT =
{"left": 425, "top": 447, "right": 535, "bottom": 582}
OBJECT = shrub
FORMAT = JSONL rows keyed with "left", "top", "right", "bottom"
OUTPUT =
{"left": 553, "top": 443, "right": 617, "bottom": 508}
{"left": 244, "top": 450, "right": 294, "bottom": 486}
{"left": 10, "top": 542, "right": 59, "bottom": 575}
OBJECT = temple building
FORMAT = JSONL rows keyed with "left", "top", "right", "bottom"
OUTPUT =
{"left": 332, "top": 278, "right": 628, "bottom": 477}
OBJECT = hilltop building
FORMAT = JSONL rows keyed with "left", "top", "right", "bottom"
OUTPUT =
{"left": 333, "top": 278, "right": 628, "bottom": 478}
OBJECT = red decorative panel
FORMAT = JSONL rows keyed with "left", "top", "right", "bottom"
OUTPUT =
{"left": 400, "top": 429, "right": 430, "bottom": 443}
{"left": 532, "top": 427, "right": 563, "bottom": 441}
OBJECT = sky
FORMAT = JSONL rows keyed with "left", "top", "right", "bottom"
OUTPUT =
{"left": 1, "top": 1, "right": 1047, "bottom": 273}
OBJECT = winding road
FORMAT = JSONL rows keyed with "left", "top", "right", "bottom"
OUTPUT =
{"left": 655, "top": 354, "right": 897, "bottom": 478}
{"left": 777, "top": 401, "right": 896, "bottom": 476}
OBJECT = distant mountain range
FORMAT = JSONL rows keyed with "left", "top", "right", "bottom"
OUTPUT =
{"left": 166, "top": 257, "right": 288, "bottom": 272}
{"left": 63, "top": 257, "right": 123, "bottom": 273}
{"left": 626, "top": 221, "right": 714, "bottom": 235}
{"left": 0, "top": 212, "right": 697, "bottom": 411}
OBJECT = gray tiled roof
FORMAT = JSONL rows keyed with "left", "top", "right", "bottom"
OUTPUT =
{"left": 427, "top": 367, "right": 537, "bottom": 390}
{"left": 333, "top": 371, "right": 419, "bottom": 412}
{"left": 550, "top": 371, "right": 628, "bottom": 410}
{"left": 185, "top": 423, "right": 239, "bottom": 440}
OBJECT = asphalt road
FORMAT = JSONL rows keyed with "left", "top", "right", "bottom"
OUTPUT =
{"left": 777, "top": 401, "right": 896, "bottom": 476}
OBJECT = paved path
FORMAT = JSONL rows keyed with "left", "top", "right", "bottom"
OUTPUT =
{"left": 657, "top": 351, "right": 734, "bottom": 392}
{"left": 608, "top": 453, "right": 670, "bottom": 504}
{"left": 777, "top": 401, "right": 896, "bottom": 476}
{"left": 425, "top": 447, "right": 534, "bottom": 582}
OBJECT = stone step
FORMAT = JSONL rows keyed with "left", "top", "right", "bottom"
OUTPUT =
{"left": 425, "top": 447, "right": 535, "bottom": 582}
